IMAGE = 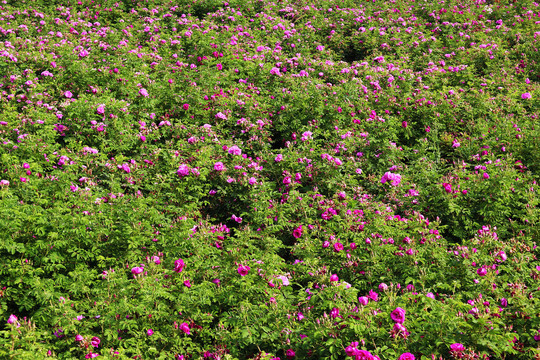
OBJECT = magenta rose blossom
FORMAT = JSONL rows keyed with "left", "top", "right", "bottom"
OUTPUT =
{"left": 477, "top": 267, "right": 487, "bottom": 276}
{"left": 450, "top": 343, "right": 465, "bottom": 352}
{"left": 358, "top": 296, "right": 369, "bottom": 306}
{"left": 90, "top": 336, "right": 100, "bottom": 348}
{"left": 368, "top": 289, "right": 378, "bottom": 302}
{"left": 391, "top": 307, "right": 406, "bottom": 323}
{"left": 398, "top": 353, "right": 415, "bottom": 360}
{"left": 177, "top": 164, "right": 190, "bottom": 177}
{"left": 174, "top": 258, "right": 185, "bottom": 273}
{"left": 285, "top": 349, "right": 295, "bottom": 359}
{"left": 179, "top": 322, "right": 190, "bottom": 334}
{"left": 228, "top": 145, "right": 242, "bottom": 155}
{"left": 238, "top": 265, "right": 250, "bottom": 276}
{"left": 443, "top": 183, "right": 452, "bottom": 193}
{"left": 381, "top": 171, "right": 402, "bottom": 186}
{"left": 214, "top": 162, "right": 225, "bottom": 171}
{"left": 139, "top": 88, "right": 149, "bottom": 97}
{"left": 7, "top": 314, "right": 17, "bottom": 324}
{"left": 131, "top": 266, "right": 143, "bottom": 275}
{"left": 292, "top": 225, "right": 303, "bottom": 239}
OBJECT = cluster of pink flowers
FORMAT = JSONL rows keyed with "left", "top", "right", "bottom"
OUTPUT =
{"left": 381, "top": 172, "right": 401, "bottom": 186}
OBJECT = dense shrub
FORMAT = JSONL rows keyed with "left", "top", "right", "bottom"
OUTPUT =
{"left": 0, "top": 0, "right": 539, "bottom": 359}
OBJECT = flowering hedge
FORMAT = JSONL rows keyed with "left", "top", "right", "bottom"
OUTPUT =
{"left": 0, "top": 0, "right": 539, "bottom": 359}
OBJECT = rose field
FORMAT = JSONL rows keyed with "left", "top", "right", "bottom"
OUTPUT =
{"left": 1, "top": 0, "right": 540, "bottom": 359}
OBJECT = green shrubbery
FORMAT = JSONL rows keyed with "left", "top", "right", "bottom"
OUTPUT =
{"left": 0, "top": 0, "right": 539, "bottom": 359}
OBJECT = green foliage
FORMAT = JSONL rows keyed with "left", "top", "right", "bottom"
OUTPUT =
{"left": 0, "top": 0, "right": 539, "bottom": 359}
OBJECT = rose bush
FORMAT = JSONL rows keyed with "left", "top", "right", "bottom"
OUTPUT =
{"left": 0, "top": 0, "right": 539, "bottom": 359}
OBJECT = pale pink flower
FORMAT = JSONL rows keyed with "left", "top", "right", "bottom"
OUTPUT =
{"left": 214, "top": 162, "right": 225, "bottom": 171}
{"left": 139, "top": 88, "right": 149, "bottom": 97}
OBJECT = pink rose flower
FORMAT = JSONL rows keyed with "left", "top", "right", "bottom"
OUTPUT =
{"left": 214, "top": 162, "right": 225, "bottom": 171}
{"left": 399, "top": 352, "right": 415, "bottom": 360}
{"left": 177, "top": 164, "right": 190, "bottom": 177}
{"left": 228, "top": 145, "right": 241, "bottom": 155}
{"left": 7, "top": 314, "right": 17, "bottom": 324}
{"left": 292, "top": 225, "right": 303, "bottom": 239}
{"left": 391, "top": 307, "right": 406, "bottom": 323}
{"left": 381, "top": 171, "right": 401, "bottom": 186}
{"left": 477, "top": 267, "right": 487, "bottom": 276}
{"left": 285, "top": 349, "right": 295, "bottom": 359}
{"left": 139, "top": 88, "right": 149, "bottom": 97}
{"left": 179, "top": 322, "right": 190, "bottom": 334}
{"left": 333, "top": 243, "right": 343, "bottom": 252}
{"left": 450, "top": 343, "right": 465, "bottom": 352}
{"left": 174, "top": 258, "right": 185, "bottom": 273}
{"left": 237, "top": 265, "right": 250, "bottom": 276}
{"left": 358, "top": 296, "right": 369, "bottom": 306}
